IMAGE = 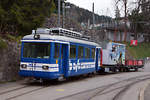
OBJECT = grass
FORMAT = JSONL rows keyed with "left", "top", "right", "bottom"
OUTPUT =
{"left": 0, "top": 37, "right": 7, "bottom": 49}
{"left": 126, "top": 42, "right": 150, "bottom": 59}
{"left": 0, "top": 81, "right": 6, "bottom": 84}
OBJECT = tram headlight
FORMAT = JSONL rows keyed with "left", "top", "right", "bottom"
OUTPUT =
{"left": 42, "top": 65, "right": 49, "bottom": 70}
{"left": 21, "top": 64, "right": 27, "bottom": 69}
{"left": 34, "top": 34, "right": 40, "bottom": 39}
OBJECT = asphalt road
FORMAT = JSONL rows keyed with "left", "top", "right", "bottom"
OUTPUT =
{"left": 0, "top": 61, "right": 150, "bottom": 100}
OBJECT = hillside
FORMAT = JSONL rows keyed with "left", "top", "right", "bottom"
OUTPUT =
{"left": 44, "top": 14, "right": 107, "bottom": 43}
{"left": 126, "top": 43, "right": 150, "bottom": 59}
{"left": 63, "top": 2, "right": 112, "bottom": 26}
{"left": 44, "top": 2, "right": 112, "bottom": 43}
{"left": 53, "top": 1, "right": 112, "bottom": 26}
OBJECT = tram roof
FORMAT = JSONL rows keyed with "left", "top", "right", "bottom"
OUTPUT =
{"left": 22, "top": 34, "right": 100, "bottom": 47}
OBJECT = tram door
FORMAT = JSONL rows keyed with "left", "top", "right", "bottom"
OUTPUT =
{"left": 61, "top": 44, "right": 69, "bottom": 77}
{"left": 95, "top": 48, "right": 101, "bottom": 71}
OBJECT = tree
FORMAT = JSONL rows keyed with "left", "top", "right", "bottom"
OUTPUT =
{"left": 128, "top": 0, "right": 149, "bottom": 40}
{"left": 0, "top": 0, "right": 56, "bottom": 36}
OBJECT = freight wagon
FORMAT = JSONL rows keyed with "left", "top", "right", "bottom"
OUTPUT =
{"left": 101, "top": 42, "right": 144, "bottom": 72}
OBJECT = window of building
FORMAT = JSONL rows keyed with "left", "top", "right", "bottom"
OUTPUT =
{"left": 78, "top": 46, "right": 84, "bottom": 58}
{"left": 70, "top": 45, "right": 76, "bottom": 59}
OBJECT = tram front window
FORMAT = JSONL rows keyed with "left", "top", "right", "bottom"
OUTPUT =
{"left": 23, "top": 43, "right": 50, "bottom": 59}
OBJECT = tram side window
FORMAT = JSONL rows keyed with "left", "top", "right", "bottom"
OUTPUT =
{"left": 54, "top": 43, "right": 60, "bottom": 59}
{"left": 78, "top": 46, "right": 84, "bottom": 58}
{"left": 85, "top": 48, "right": 90, "bottom": 58}
{"left": 91, "top": 48, "right": 95, "bottom": 58}
{"left": 70, "top": 45, "right": 76, "bottom": 59}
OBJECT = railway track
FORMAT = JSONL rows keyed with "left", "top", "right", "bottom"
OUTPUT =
{"left": 5, "top": 86, "right": 47, "bottom": 100}
{"left": 0, "top": 73, "right": 149, "bottom": 100}
{"left": 0, "top": 81, "right": 52, "bottom": 100}
{"left": 0, "top": 85, "right": 29, "bottom": 95}
{"left": 112, "top": 78, "right": 150, "bottom": 100}
{"left": 55, "top": 74, "right": 150, "bottom": 100}
{"left": 0, "top": 76, "right": 90, "bottom": 100}
{"left": 0, "top": 73, "right": 111, "bottom": 100}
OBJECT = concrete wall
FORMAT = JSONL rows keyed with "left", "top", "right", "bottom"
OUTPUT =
{"left": 106, "top": 31, "right": 145, "bottom": 42}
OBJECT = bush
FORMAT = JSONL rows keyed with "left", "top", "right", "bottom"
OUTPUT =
{"left": 0, "top": 37, "right": 7, "bottom": 49}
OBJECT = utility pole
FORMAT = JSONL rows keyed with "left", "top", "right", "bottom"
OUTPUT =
{"left": 124, "top": 0, "right": 127, "bottom": 42}
{"left": 58, "top": 0, "right": 61, "bottom": 27}
{"left": 62, "top": 1, "right": 65, "bottom": 28}
{"left": 92, "top": 3, "right": 95, "bottom": 28}
{"left": 114, "top": 6, "right": 120, "bottom": 42}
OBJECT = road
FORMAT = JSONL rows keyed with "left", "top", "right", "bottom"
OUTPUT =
{"left": 0, "top": 61, "right": 150, "bottom": 100}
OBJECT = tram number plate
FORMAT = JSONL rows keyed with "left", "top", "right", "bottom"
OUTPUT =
{"left": 105, "top": 68, "right": 110, "bottom": 72}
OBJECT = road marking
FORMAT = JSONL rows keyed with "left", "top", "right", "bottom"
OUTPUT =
{"left": 56, "top": 89, "right": 64, "bottom": 92}
{"left": 139, "top": 81, "right": 150, "bottom": 100}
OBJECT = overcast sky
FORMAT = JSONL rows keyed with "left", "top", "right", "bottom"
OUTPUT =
{"left": 67, "top": 0, "right": 136, "bottom": 18}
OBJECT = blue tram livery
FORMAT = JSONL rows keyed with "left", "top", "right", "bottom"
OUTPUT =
{"left": 19, "top": 28, "right": 102, "bottom": 80}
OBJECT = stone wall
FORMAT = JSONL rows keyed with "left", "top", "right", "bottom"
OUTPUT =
{"left": 0, "top": 41, "right": 20, "bottom": 81}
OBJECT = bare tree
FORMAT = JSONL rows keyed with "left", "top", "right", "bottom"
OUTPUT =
{"left": 113, "top": 0, "right": 128, "bottom": 42}
{"left": 113, "top": 0, "right": 144, "bottom": 41}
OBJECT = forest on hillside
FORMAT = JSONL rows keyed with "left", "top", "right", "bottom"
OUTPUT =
{"left": 0, "top": 0, "right": 112, "bottom": 37}
{"left": 0, "top": 0, "right": 55, "bottom": 36}
{"left": 54, "top": 1, "right": 112, "bottom": 25}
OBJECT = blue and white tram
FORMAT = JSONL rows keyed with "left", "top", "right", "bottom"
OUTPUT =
{"left": 19, "top": 28, "right": 102, "bottom": 80}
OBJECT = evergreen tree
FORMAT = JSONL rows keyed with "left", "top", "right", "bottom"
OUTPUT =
{"left": 0, "top": 0, "right": 56, "bottom": 36}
